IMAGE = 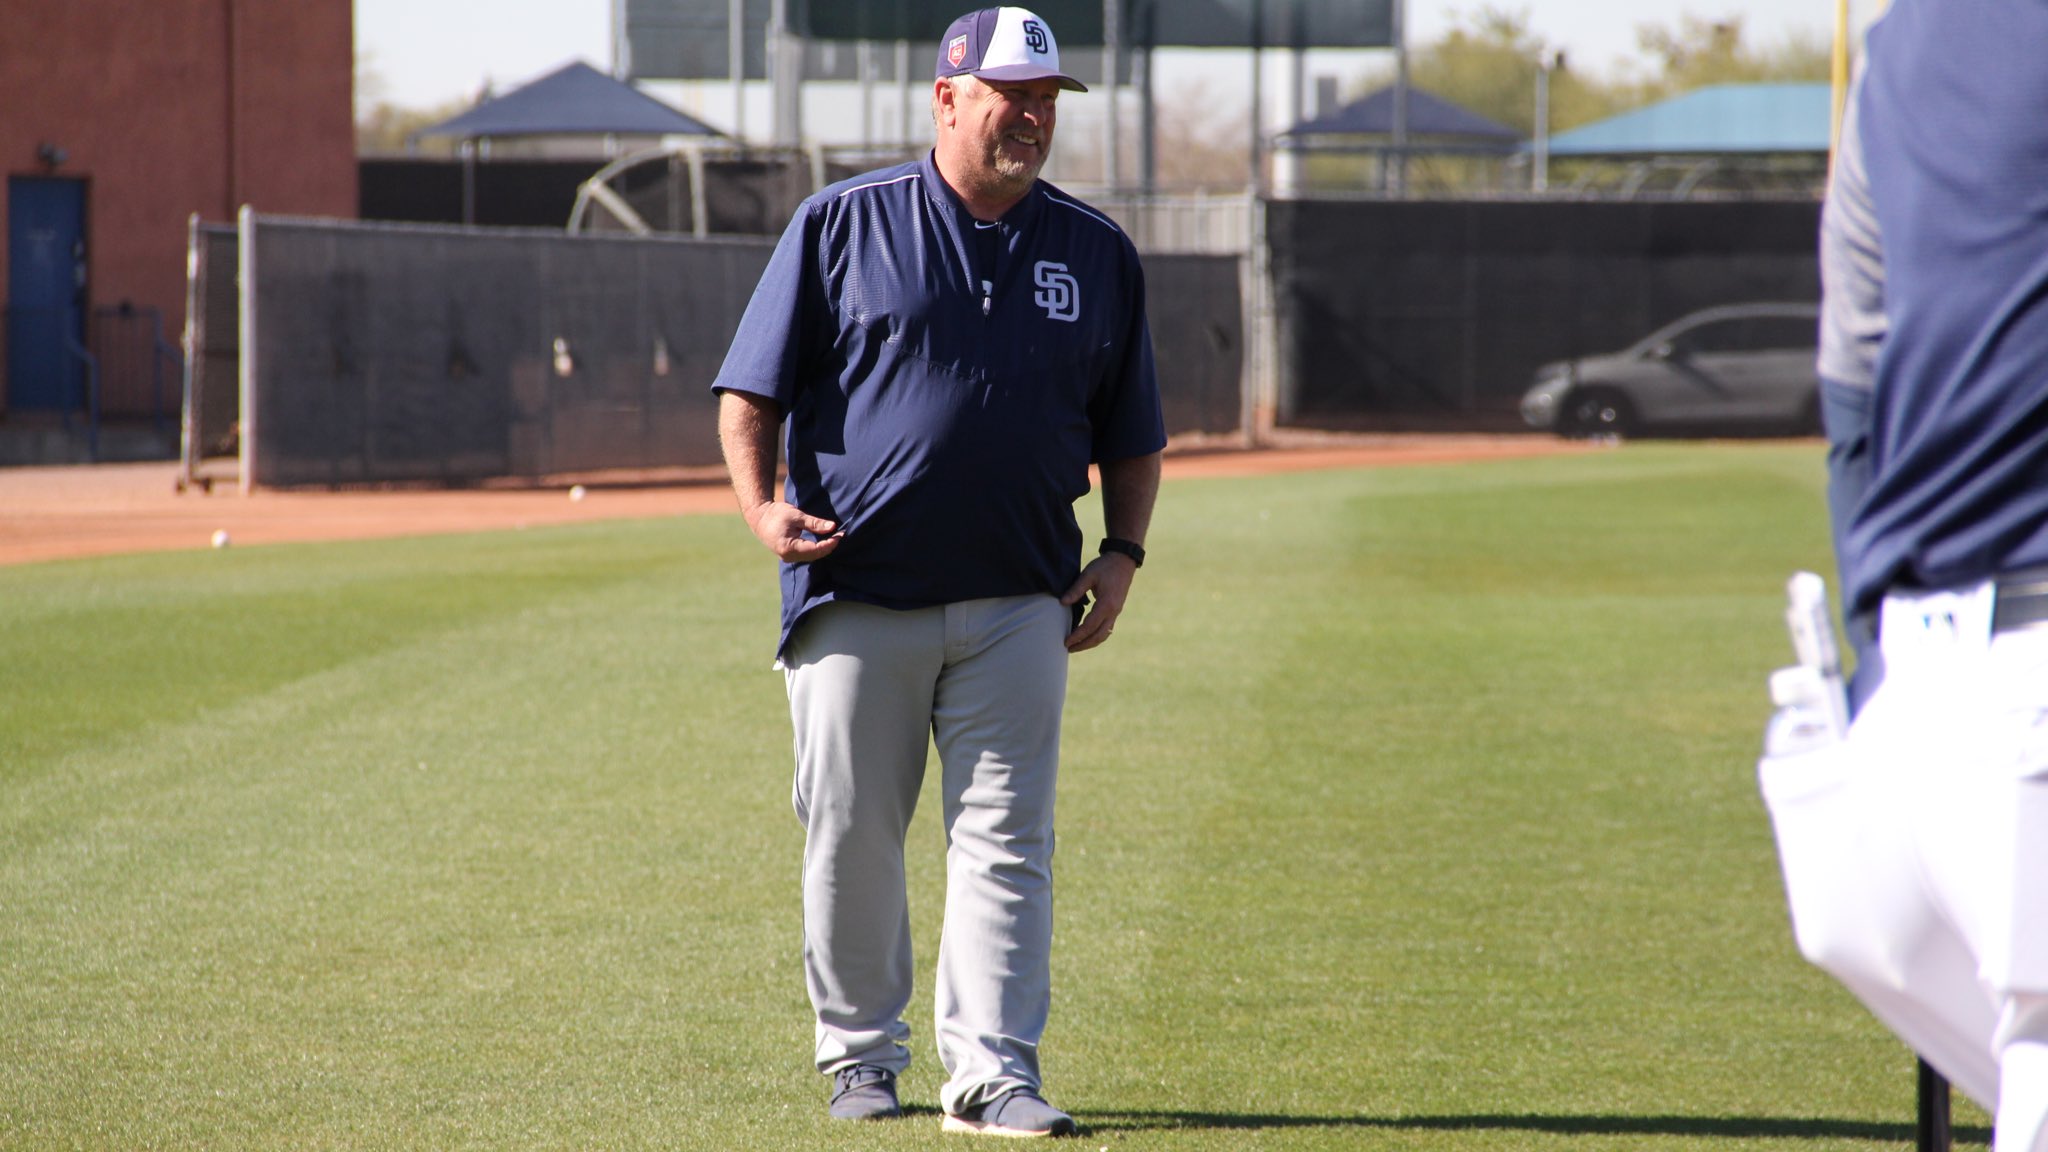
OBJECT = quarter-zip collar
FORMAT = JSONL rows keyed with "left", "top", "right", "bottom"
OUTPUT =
{"left": 919, "top": 149, "right": 1045, "bottom": 318}
{"left": 918, "top": 149, "right": 1045, "bottom": 236}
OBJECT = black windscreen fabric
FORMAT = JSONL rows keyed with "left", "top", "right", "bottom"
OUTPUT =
{"left": 1265, "top": 199, "right": 1822, "bottom": 430}
{"left": 1147, "top": 254, "right": 1243, "bottom": 437}
{"left": 234, "top": 217, "right": 1242, "bottom": 487}
{"left": 246, "top": 217, "right": 768, "bottom": 487}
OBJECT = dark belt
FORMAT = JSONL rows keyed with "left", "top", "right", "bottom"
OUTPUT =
{"left": 1994, "top": 569, "right": 2048, "bottom": 633}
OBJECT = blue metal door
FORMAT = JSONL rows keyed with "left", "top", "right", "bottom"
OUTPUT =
{"left": 7, "top": 177, "right": 88, "bottom": 411}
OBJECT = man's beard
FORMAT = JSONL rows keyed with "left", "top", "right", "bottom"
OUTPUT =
{"left": 986, "top": 143, "right": 1043, "bottom": 193}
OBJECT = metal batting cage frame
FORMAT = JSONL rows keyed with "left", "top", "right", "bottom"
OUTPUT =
{"left": 178, "top": 216, "right": 242, "bottom": 493}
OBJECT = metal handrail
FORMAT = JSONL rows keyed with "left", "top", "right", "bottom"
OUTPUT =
{"left": 6, "top": 303, "right": 102, "bottom": 457}
{"left": 78, "top": 302, "right": 185, "bottom": 436}
{"left": 148, "top": 308, "right": 183, "bottom": 436}
{"left": 61, "top": 319, "right": 101, "bottom": 461}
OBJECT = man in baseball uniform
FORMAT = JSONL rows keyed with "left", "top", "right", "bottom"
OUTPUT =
{"left": 1762, "top": 2, "right": 2048, "bottom": 1148}
{"left": 710, "top": 5, "right": 1164, "bottom": 1137}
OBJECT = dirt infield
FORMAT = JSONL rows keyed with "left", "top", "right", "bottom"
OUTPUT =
{"left": 0, "top": 434, "right": 1594, "bottom": 568}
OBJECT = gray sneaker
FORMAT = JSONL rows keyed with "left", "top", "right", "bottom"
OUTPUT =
{"left": 942, "top": 1089, "right": 1077, "bottom": 1137}
{"left": 828, "top": 1064, "right": 902, "bottom": 1121}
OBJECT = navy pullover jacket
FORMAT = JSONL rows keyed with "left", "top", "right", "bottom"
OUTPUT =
{"left": 711, "top": 152, "right": 1166, "bottom": 655}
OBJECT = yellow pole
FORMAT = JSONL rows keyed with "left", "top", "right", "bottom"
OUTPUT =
{"left": 1830, "top": 0, "right": 1850, "bottom": 160}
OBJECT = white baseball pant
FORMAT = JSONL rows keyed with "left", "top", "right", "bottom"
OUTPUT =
{"left": 782, "top": 593, "right": 1069, "bottom": 1116}
{"left": 1761, "top": 581, "right": 2048, "bottom": 1151}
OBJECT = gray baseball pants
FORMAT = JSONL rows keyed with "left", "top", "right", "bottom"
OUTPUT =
{"left": 782, "top": 593, "right": 1069, "bottom": 1115}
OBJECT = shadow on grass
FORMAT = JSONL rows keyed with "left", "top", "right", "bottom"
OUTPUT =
{"left": 1082, "top": 1109, "right": 1991, "bottom": 1144}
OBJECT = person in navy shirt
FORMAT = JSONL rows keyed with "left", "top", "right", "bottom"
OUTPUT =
{"left": 1763, "top": 3, "right": 2048, "bottom": 1148}
{"left": 711, "top": 6, "right": 1164, "bottom": 1138}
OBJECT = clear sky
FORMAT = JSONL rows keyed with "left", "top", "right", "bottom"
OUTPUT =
{"left": 356, "top": 0, "right": 1859, "bottom": 122}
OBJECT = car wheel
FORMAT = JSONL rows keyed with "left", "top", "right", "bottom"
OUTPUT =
{"left": 1559, "top": 388, "right": 1635, "bottom": 439}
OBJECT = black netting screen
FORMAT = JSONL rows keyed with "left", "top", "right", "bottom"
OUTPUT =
{"left": 1266, "top": 199, "right": 1822, "bottom": 430}
{"left": 360, "top": 160, "right": 610, "bottom": 230}
{"left": 243, "top": 216, "right": 768, "bottom": 487}
{"left": 1147, "top": 254, "right": 1242, "bottom": 437}
{"left": 222, "top": 217, "right": 1240, "bottom": 488}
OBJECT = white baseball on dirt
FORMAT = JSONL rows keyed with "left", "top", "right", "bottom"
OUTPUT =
{"left": 569, "top": 485, "right": 587, "bottom": 502}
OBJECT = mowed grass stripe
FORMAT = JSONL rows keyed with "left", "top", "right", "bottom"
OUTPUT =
{"left": 0, "top": 444, "right": 1988, "bottom": 1149}
{"left": 5, "top": 519, "right": 809, "bottom": 1147}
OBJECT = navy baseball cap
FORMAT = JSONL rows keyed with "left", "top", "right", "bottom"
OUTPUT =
{"left": 936, "top": 7, "right": 1088, "bottom": 92}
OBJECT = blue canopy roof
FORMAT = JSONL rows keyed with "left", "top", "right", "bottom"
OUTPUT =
{"left": 419, "top": 61, "right": 723, "bottom": 140}
{"left": 1282, "top": 85, "right": 1521, "bottom": 145}
{"left": 1541, "top": 83, "right": 1830, "bottom": 157}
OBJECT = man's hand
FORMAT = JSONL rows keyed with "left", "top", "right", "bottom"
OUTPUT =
{"left": 718, "top": 391, "right": 839, "bottom": 562}
{"left": 1064, "top": 451, "right": 1160, "bottom": 653}
{"left": 743, "top": 500, "right": 841, "bottom": 563}
{"left": 1060, "top": 552, "right": 1137, "bottom": 652}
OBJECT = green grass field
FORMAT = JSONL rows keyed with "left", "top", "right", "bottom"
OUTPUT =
{"left": 0, "top": 442, "right": 1991, "bottom": 1149}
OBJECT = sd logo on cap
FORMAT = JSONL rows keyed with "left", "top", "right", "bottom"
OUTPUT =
{"left": 934, "top": 7, "right": 1088, "bottom": 92}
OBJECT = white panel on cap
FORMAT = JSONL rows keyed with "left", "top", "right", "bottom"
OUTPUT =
{"left": 986, "top": 6, "right": 1060, "bottom": 71}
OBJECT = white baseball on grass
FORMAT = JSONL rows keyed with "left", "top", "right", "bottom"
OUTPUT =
{"left": 211, "top": 529, "right": 231, "bottom": 549}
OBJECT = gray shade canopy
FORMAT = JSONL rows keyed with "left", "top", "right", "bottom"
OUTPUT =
{"left": 417, "top": 62, "right": 725, "bottom": 140}
{"left": 1281, "top": 86, "right": 1521, "bottom": 153}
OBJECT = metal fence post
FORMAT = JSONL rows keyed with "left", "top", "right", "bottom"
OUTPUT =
{"left": 1917, "top": 1058, "right": 1950, "bottom": 1152}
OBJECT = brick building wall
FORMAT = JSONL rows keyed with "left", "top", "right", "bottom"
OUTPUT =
{"left": 0, "top": 0, "right": 355, "bottom": 418}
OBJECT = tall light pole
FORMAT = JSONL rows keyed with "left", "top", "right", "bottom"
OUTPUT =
{"left": 1389, "top": 0, "right": 1408, "bottom": 195}
{"left": 611, "top": 0, "right": 631, "bottom": 80}
{"left": 1249, "top": 0, "right": 1264, "bottom": 196}
{"left": 730, "top": 0, "right": 747, "bottom": 142}
{"left": 1104, "top": 0, "right": 1121, "bottom": 190}
{"left": 770, "top": 0, "right": 801, "bottom": 147}
{"left": 1534, "top": 48, "right": 1561, "bottom": 193}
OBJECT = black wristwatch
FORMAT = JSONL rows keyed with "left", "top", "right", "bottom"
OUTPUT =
{"left": 1099, "top": 537, "right": 1146, "bottom": 568}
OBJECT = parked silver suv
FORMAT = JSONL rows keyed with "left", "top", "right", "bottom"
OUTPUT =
{"left": 1521, "top": 303, "right": 1821, "bottom": 439}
